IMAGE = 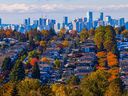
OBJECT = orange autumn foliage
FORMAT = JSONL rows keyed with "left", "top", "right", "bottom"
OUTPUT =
{"left": 98, "top": 58, "right": 107, "bottom": 63}
{"left": 30, "top": 58, "right": 39, "bottom": 66}
{"left": 108, "top": 75, "right": 117, "bottom": 81}
{"left": 5, "top": 30, "right": 12, "bottom": 37}
{"left": 62, "top": 40, "right": 69, "bottom": 47}
{"left": 107, "top": 52, "right": 118, "bottom": 67}
{"left": 108, "top": 68, "right": 119, "bottom": 75}
{"left": 97, "top": 51, "right": 107, "bottom": 67}
{"left": 96, "top": 66, "right": 107, "bottom": 70}
{"left": 1, "top": 82, "right": 15, "bottom": 96}
{"left": 60, "top": 28, "right": 66, "bottom": 34}
{"left": 96, "top": 51, "right": 107, "bottom": 58}
{"left": 41, "top": 57, "right": 49, "bottom": 63}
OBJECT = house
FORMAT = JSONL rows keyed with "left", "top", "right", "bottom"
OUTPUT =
{"left": 40, "top": 71, "right": 51, "bottom": 83}
{"left": 40, "top": 64, "right": 52, "bottom": 72}
{"left": 81, "top": 46, "right": 96, "bottom": 53}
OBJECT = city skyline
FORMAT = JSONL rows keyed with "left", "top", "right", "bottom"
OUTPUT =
{"left": 0, "top": 0, "right": 128, "bottom": 24}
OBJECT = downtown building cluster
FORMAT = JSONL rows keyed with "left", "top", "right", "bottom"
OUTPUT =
{"left": 0, "top": 11, "right": 128, "bottom": 33}
{"left": 58, "top": 12, "right": 128, "bottom": 32}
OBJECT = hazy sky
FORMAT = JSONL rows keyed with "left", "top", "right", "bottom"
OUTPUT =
{"left": 0, "top": 0, "right": 128, "bottom": 24}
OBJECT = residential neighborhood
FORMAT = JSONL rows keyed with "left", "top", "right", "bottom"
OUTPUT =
{"left": 117, "top": 36, "right": 128, "bottom": 89}
{"left": 0, "top": 38, "right": 28, "bottom": 67}
{"left": 0, "top": 0, "right": 128, "bottom": 94}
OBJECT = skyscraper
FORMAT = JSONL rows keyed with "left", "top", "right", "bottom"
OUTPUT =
{"left": 87, "top": 11, "right": 93, "bottom": 23}
{"left": 38, "top": 18, "right": 43, "bottom": 26}
{"left": 42, "top": 18, "right": 47, "bottom": 26}
{"left": 33, "top": 20, "right": 38, "bottom": 26}
{"left": 68, "top": 23, "right": 73, "bottom": 30}
{"left": 63, "top": 16, "right": 68, "bottom": 26}
{"left": 125, "top": 22, "right": 128, "bottom": 30}
{"left": 105, "top": 16, "right": 112, "bottom": 25}
{"left": 39, "top": 18, "right": 47, "bottom": 26}
{"left": 86, "top": 11, "right": 93, "bottom": 29}
{"left": 100, "top": 12, "right": 104, "bottom": 21}
{"left": 84, "top": 17, "right": 87, "bottom": 22}
{"left": 57, "top": 23, "right": 61, "bottom": 30}
{"left": 0, "top": 18, "right": 2, "bottom": 25}
{"left": 119, "top": 18, "right": 125, "bottom": 26}
{"left": 24, "top": 18, "right": 30, "bottom": 26}
{"left": 28, "top": 18, "right": 30, "bottom": 25}
{"left": 76, "top": 21, "right": 80, "bottom": 32}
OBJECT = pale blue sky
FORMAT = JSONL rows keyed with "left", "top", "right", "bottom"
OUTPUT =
{"left": 0, "top": 0, "right": 127, "bottom": 24}
{"left": 0, "top": 0, "right": 127, "bottom": 4}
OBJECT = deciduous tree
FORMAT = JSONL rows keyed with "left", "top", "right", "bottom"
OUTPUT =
{"left": 105, "top": 79, "right": 122, "bottom": 96}
{"left": 80, "top": 29, "right": 89, "bottom": 42}
{"left": 107, "top": 52, "right": 118, "bottom": 67}
{"left": 122, "top": 30, "right": 128, "bottom": 38}
{"left": 54, "top": 59, "right": 61, "bottom": 69}
{"left": 81, "top": 70, "right": 110, "bottom": 96}
{"left": 52, "top": 84, "right": 68, "bottom": 96}
{"left": 62, "top": 40, "right": 69, "bottom": 47}
{"left": 41, "top": 30, "right": 49, "bottom": 38}
{"left": 17, "top": 78, "right": 41, "bottom": 96}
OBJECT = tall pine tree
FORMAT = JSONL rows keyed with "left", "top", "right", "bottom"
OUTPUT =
{"left": 31, "top": 63, "right": 40, "bottom": 79}
{"left": 9, "top": 60, "right": 25, "bottom": 81}
{"left": 1, "top": 57, "right": 12, "bottom": 72}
